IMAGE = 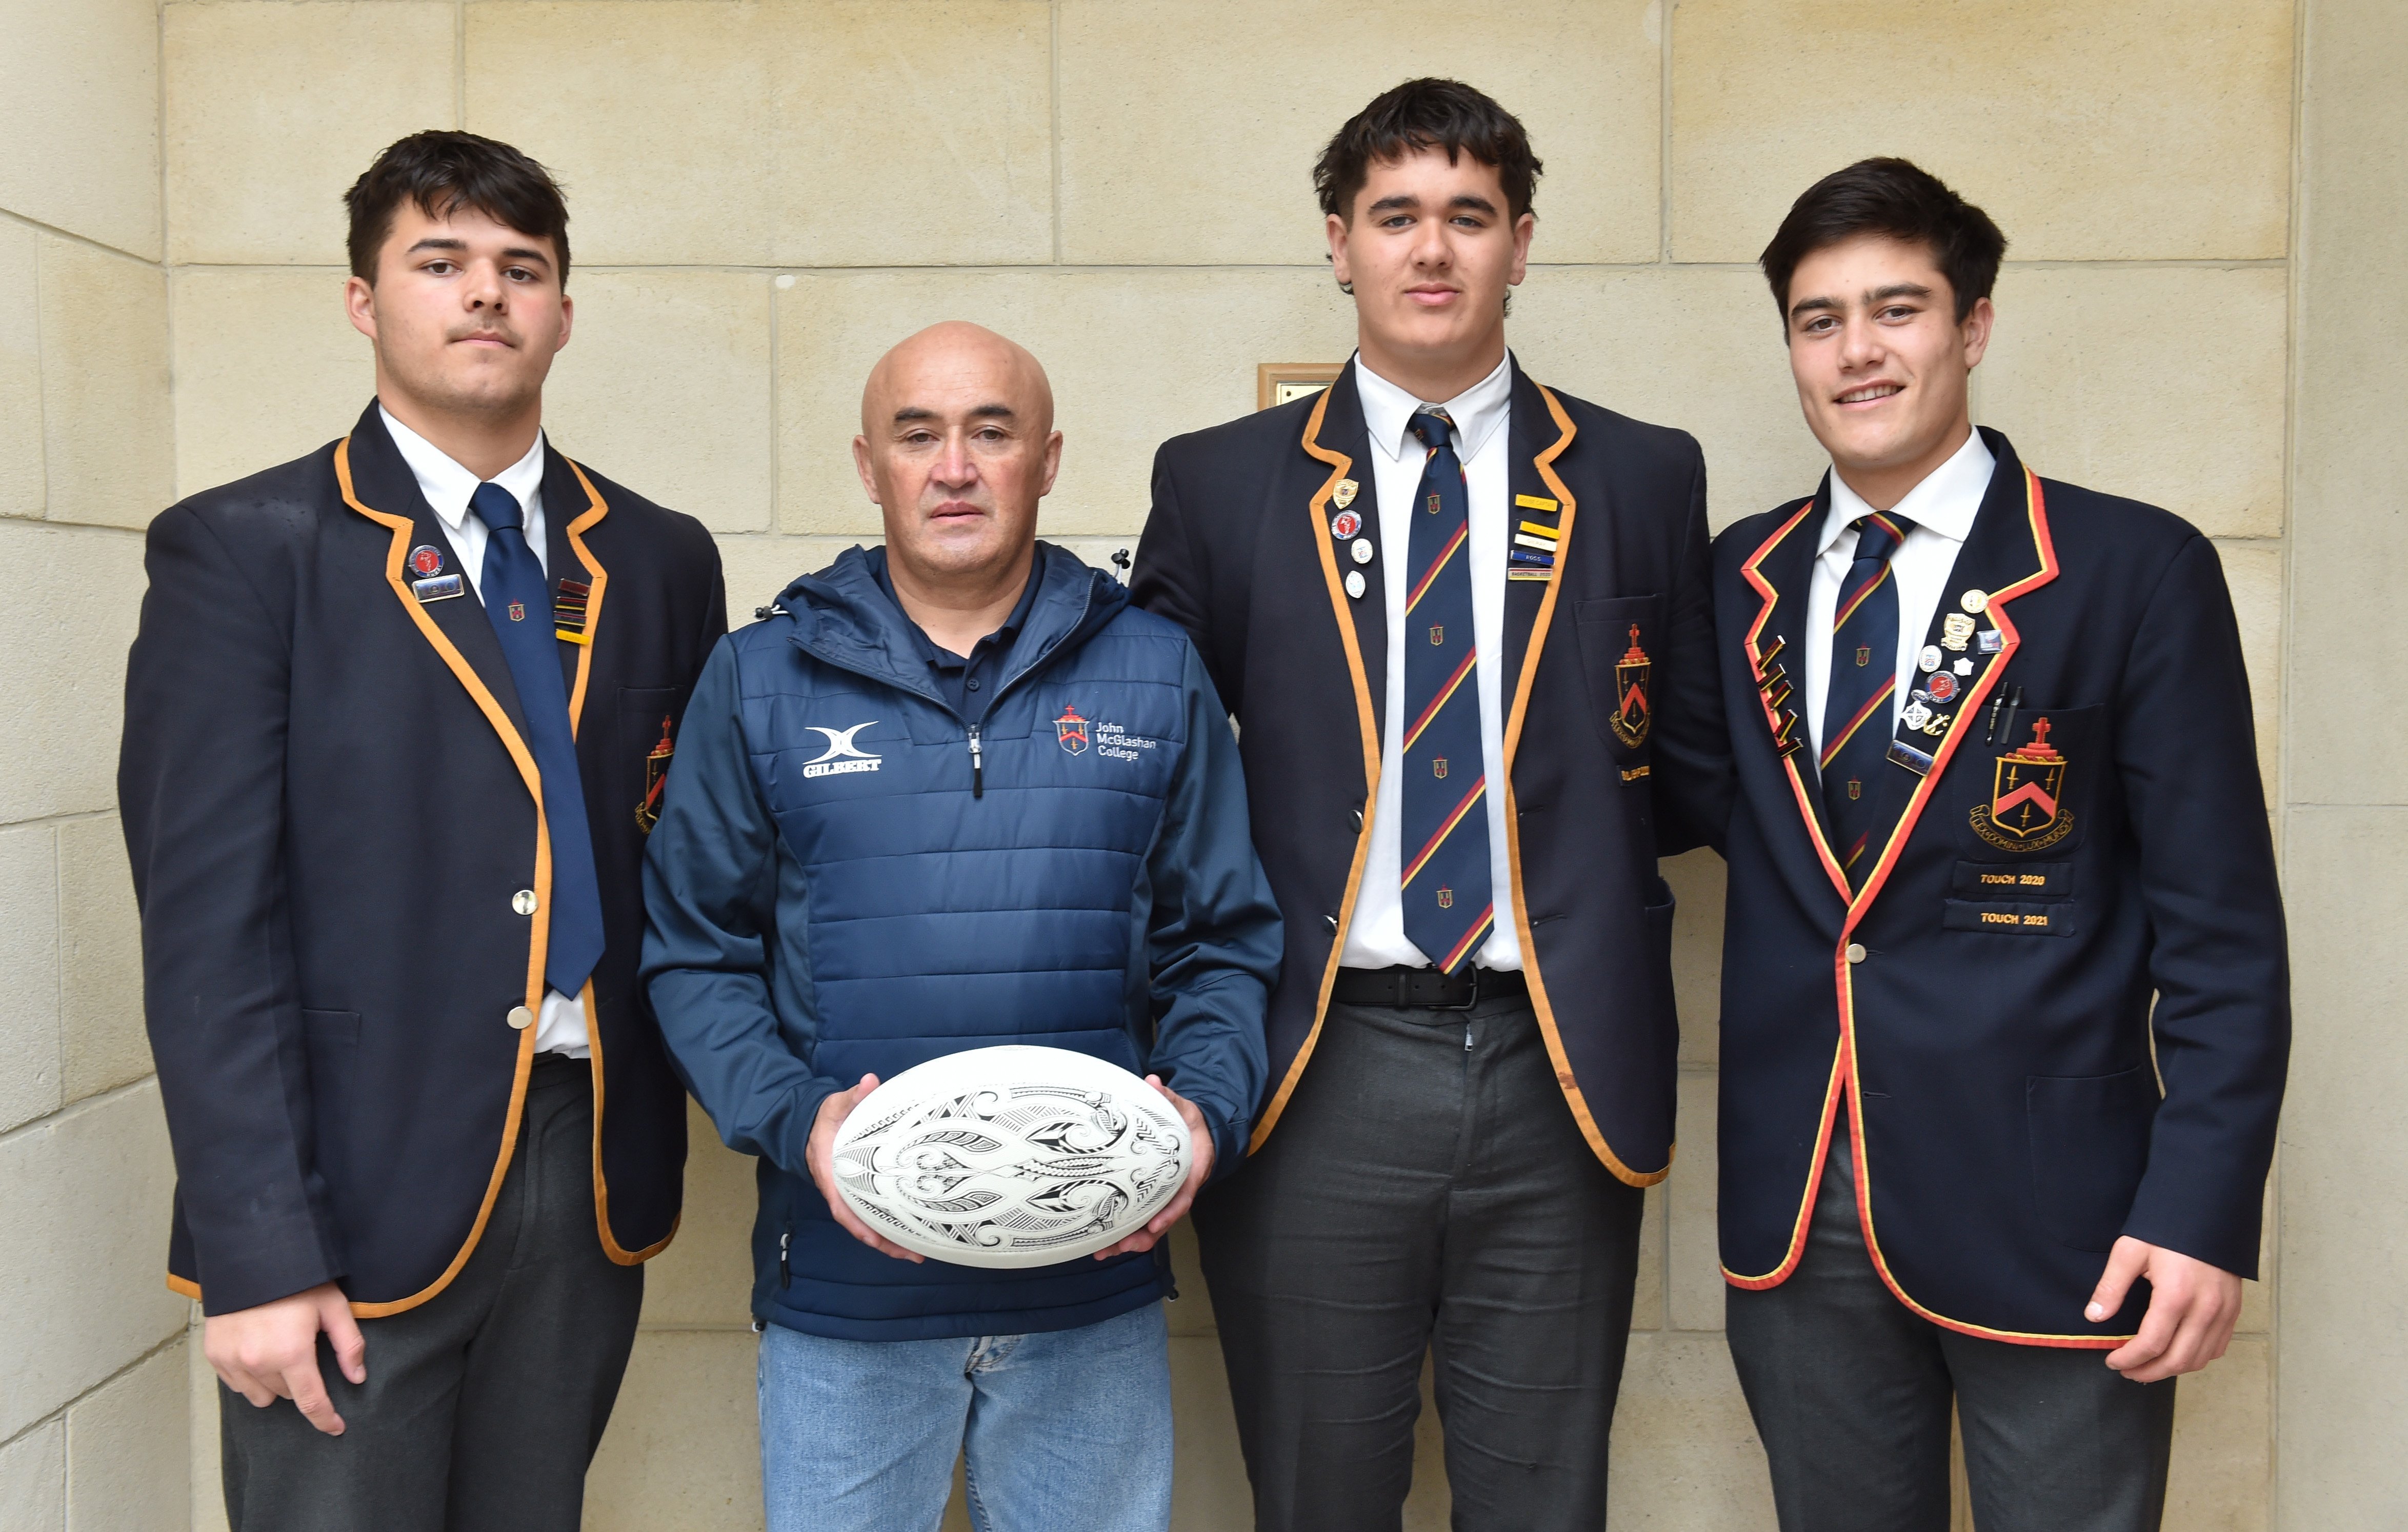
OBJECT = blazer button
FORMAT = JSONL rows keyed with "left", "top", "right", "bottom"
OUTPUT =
{"left": 507, "top": 1005, "right": 534, "bottom": 1030}
{"left": 1349, "top": 807, "right": 1364, "bottom": 832}
{"left": 1845, "top": 943, "right": 1867, "bottom": 964}
{"left": 513, "top": 889, "right": 538, "bottom": 915}
{"left": 1325, "top": 912, "right": 1340, "bottom": 933}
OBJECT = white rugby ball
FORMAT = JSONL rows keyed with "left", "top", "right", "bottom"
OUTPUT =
{"left": 829, "top": 1045, "right": 1191, "bottom": 1269}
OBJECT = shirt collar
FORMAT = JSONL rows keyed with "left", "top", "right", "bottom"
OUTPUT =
{"left": 867, "top": 545, "right": 1043, "bottom": 668}
{"left": 1820, "top": 427, "right": 1996, "bottom": 555}
{"left": 378, "top": 403, "right": 548, "bottom": 533}
{"left": 1354, "top": 350, "right": 1514, "bottom": 465}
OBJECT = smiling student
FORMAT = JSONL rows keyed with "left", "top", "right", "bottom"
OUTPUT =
{"left": 1709, "top": 158, "right": 2289, "bottom": 1532}
{"left": 1134, "top": 78, "right": 1730, "bottom": 1530}
{"left": 121, "top": 131, "right": 724, "bottom": 1530}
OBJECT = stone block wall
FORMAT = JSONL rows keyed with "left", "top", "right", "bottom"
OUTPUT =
{"left": 4, "top": 2, "right": 2399, "bottom": 1528}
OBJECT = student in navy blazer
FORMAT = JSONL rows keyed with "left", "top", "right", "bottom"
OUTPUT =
{"left": 1135, "top": 81, "right": 1730, "bottom": 1531}
{"left": 119, "top": 133, "right": 724, "bottom": 1531}
{"left": 1710, "top": 159, "right": 2287, "bottom": 1532}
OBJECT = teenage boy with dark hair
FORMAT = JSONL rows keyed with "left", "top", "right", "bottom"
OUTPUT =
{"left": 1133, "top": 77, "right": 1730, "bottom": 1531}
{"left": 1711, "top": 157, "right": 2287, "bottom": 1532}
{"left": 121, "top": 129, "right": 726, "bottom": 1531}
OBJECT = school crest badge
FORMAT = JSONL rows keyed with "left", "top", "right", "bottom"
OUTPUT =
{"left": 635, "top": 714, "right": 674, "bottom": 834}
{"left": 1611, "top": 624, "right": 1653, "bottom": 750}
{"left": 1970, "top": 717, "right": 2075, "bottom": 851}
{"left": 1056, "top": 705, "right": 1090, "bottom": 755}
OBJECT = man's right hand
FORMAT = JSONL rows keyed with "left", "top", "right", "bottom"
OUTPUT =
{"left": 807, "top": 1075, "right": 925, "bottom": 1263}
{"left": 203, "top": 1282, "right": 366, "bottom": 1436}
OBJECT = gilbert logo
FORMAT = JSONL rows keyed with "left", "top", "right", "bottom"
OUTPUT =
{"left": 802, "top": 722, "right": 881, "bottom": 778}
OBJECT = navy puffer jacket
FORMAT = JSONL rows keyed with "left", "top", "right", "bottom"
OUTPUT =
{"left": 642, "top": 542, "right": 1280, "bottom": 1341}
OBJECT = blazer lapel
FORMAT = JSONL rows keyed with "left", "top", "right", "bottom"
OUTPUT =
{"left": 1739, "top": 478, "right": 1850, "bottom": 901}
{"left": 538, "top": 444, "right": 610, "bottom": 731}
{"left": 1847, "top": 430, "right": 2059, "bottom": 920}
{"left": 1500, "top": 362, "right": 1579, "bottom": 727}
{"left": 1307, "top": 368, "right": 1387, "bottom": 745}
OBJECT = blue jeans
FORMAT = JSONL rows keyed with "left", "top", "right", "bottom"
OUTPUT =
{"left": 758, "top": 1302, "right": 1173, "bottom": 1532}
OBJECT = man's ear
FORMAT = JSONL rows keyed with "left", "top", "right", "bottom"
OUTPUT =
{"left": 850, "top": 436, "right": 882, "bottom": 505}
{"left": 345, "top": 273, "right": 378, "bottom": 343}
{"left": 1038, "top": 429, "right": 1064, "bottom": 498}
{"left": 553, "top": 291, "right": 574, "bottom": 353}
{"left": 1326, "top": 211, "right": 1353, "bottom": 290}
{"left": 1507, "top": 210, "right": 1535, "bottom": 287}
{"left": 1960, "top": 294, "right": 1996, "bottom": 370}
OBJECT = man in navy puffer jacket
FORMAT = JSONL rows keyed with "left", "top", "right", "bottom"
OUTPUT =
{"left": 641, "top": 323, "right": 1280, "bottom": 1532}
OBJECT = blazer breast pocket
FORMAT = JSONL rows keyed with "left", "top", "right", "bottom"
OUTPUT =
{"left": 1574, "top": 594, "right": 1668, "bottom": 775}
{"left": 1947, "top": 702, "right": 2104, "bottom": 859}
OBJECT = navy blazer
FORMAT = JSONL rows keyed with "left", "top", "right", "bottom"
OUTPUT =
{"left": 1711, "top": 429, "right": 2288, "bottom": 1345}
{"left": 120, "top": 402, "right": 726, "bottom": 1316}
{"left": 1136, "top": 358, "right": 1730, "bottom": 1185}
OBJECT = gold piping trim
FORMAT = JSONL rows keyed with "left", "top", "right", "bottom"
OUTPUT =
{"left": 1501, "top": 387, "right": 1667, "bottom": 1187}
{"left": 1248, "top": 387, "right": 1380, "bottom": 1152}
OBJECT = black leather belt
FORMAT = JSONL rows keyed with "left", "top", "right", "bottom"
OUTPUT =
{"left": 1331, "top": 964, "right": 1527, "bottom": 1010}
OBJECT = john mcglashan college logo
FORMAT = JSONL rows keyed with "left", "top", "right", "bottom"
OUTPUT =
{"left": 1969, "top": 717, "right": 2074, "bottom": 851}
{"left": 1058, "top": 704, "right": 1158, "bottom": 763}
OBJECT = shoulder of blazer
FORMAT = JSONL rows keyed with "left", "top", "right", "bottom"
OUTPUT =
{"left": 565, "top": 462, "right": 719, "bottom": 569}
{"left": 1713, "top": 496, "right": 1817, "bottom": 575}
{"left": 1540, "top": 382, "right": 1704, "bottom": 472}
{"left": 1155, "top": 391, "right": 1325, "bottom": 486}
{"left": 164, "top": 438, "right": 346, "bottom": 550}
{"left": 2032, "top": 474, "right": 2210, "bottom": 575}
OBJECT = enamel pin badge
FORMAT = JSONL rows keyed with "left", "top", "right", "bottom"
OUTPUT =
{"left": 635, "top": 714, "right": 674, "bottom": 833}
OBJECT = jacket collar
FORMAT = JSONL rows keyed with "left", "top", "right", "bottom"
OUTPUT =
{"left": 778, "top": 540, "right": 1129, "bottom": 710}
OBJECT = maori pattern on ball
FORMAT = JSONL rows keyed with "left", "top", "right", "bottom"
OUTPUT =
{"left": 833, "top": 1083, "right": 1187, "bottom": 1262}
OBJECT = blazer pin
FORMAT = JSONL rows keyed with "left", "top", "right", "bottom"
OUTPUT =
{"left": 412, "top": 572, "right": 464, "bottom": 603}
{"left": 409, "top": 545, "right": 446, "bottom": 578}
{"left": 1332, "top": 479, "right": 1359, "bottom": 511}
{"left": 1344, "top": 570, "right": 1366, "bottom": 599}
{"left": 1331, "top": 509, "right": 1361, "bottom": 539}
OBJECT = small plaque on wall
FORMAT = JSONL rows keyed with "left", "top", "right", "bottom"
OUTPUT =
{"left": 1257, "top": 362, "right": 1345, "bottom": 412}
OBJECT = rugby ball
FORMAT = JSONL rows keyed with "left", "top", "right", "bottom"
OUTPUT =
{"left": 829, "top": 1045, "right": 1191, "bottom": 1269}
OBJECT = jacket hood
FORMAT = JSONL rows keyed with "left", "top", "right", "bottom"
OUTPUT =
{"left": 774, "top": 540, "right": 1130, "bottom": 705}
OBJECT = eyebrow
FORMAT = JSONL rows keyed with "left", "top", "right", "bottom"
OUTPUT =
{"left": 1787, "top": 281, "right": 1934, "bottom": 322}
{"left": 404, "top": 236, "right": 552, "bottom": 269}
{"left": 1364, "top": 192, "right": 1499, "bottom": 217}
{"left": 891, "top": 403, "right": 1017, "bottom": 424}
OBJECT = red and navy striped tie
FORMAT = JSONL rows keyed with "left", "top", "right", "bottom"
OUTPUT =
{"left": 1820, "top": 512, "right": 1914, "bottom": 884}
{"left": 1399, "top": 408, "right": 1492, "bottom": 974}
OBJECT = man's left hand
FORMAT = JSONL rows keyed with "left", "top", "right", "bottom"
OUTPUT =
{"left": 1093, "top": 1075, "right": 1215, "bottom": 1260}
{"left": 2088, "top": 1236, "right": 2244, "bottom": 1383}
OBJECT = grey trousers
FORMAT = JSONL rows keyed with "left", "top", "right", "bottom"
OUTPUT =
{"left": 219, "top": 1055, "right": 646, "bottom": 1532}
{"left": 1194, "top": 992, "right": 1646, "bottom": 1532}
{"left": 1725, "top": 1137, "right": 2176, "bottom": 1532}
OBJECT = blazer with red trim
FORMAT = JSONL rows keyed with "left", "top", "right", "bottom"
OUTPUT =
{"left": 1134, "top": 358, "right": 1730, "bottom": 1184}
{"left": 1710, "top": 428, "right": 2288, "bottom": 1345}
{"left": 119, "top": 402, "right": 726, "bottom": 1317}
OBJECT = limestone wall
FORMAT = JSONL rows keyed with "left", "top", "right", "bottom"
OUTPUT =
{"left": 2, "top": 2, "right": 2396, "bottom": 1528}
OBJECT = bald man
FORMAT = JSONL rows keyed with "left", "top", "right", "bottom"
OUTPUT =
{"left": 641, "top": 322, "right": 1281, "bottom": 1532}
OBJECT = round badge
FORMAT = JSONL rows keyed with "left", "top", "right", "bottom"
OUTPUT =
{"left": 1960, "top": 588, "right": 1989, "bottom": 614}
{"left": 1925, "top": 671, "right": 1960, "bottom": 703}
{"left": 409, "top": 545, "right": 445, "bottom": 577}
{"left": 1343, "top": 570, "right": 1367, "bottom": 599}
{"left": 1350, "top": 538, "right": 1374, "bottom": 565}
{"left": 1953, "top": 658, "right": 1973, "bottom": 676}
{"left": 1918, "top": 645, "right": 1942, "bottom": 673}
{"left": 1331, "top": 510, "right": 1362, "bottom": 540}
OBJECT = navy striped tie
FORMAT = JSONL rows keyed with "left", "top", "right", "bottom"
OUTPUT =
{"left": 1820, "top": 512, "right": 1913, "bottom": 884}
{"left": 1399, "top": 408, "right": 1493, "bottom": 974}
{"left": 471, "top": 481, "right": 606, "bottom": 997}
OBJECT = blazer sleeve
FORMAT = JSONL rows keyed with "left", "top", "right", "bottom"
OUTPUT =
{"left": 1648, "top": 440, "right": 1735, "bottom": 856}
{"left": 640, "top": 638, "right": 840, "bottom": 1177}
{"left": 2114, "top": 533, "right": 2289, "bottom": 1276}
{"left": 1141, "top": 644, "right": 1280, "bottom": 1179}
{"left": 118, "top": 505, "right": 345, "bottom": 1315}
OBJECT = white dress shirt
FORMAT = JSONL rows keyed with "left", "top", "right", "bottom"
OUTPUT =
{"left": 380, "top": 405, "right": 589, "bottom": 1058}
{"left": 1803, "top": 427, "right": 1997, "bottom": 759}
{"left": 1340, "top": 352, "right": 1523, "bottom": 972}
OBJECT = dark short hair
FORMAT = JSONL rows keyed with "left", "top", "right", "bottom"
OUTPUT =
{"left": 1313, "top": 78, "right": 1542, "bottom": 224}
{"left": 344, "top": 130, "right": 572, "bottom": 287}
{"left": 1759, "top": 157, "right": 2005, "bottom": 324}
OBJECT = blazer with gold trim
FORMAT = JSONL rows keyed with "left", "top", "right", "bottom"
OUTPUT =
{"left": 1711, "top": 428, "right": 2288, "bottom": 1345}
{"left": 1134, "top": 358, "right": 1729, "bottom": 1184}
{"left": 120, "top": 402, "right": 726, "bottom": 1317}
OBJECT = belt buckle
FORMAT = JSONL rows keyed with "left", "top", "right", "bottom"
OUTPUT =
{"left": 1435, "top": 969, "right": 1480, "bottom": 1011}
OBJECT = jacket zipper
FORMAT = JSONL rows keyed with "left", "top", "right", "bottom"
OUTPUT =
{"left": 968, "top": 723, "right": 984, "bottom": 799}
{"left": 779, "top": 1228, "right": 792, "bottom": 1289}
